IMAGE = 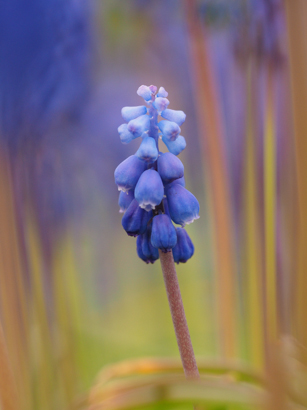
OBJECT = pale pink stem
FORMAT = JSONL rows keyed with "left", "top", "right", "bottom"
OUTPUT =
{"left": 159, "top": 250, "right": 200, "bottom": 380}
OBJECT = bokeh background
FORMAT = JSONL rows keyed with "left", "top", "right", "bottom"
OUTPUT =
{"left": 0, "top": 0, "right": 307, "bottom": 409}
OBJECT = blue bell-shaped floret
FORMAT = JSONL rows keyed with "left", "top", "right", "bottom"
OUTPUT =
{"left": 157, "top": 87, "right": 168, "bottom": 98}
{"left": 114, "top": 155, "right": 147, "bottom": 192}
{"left": 136, "top": 136, "right": 158, "bottom": 163}
{"left": 128, "top": 114, "right": 150, "bottom": 138}
{"left": 165, "top": 176, "right": 186, "bottom": 189}
{"left": 121, "top": 106, "right": 147, "bottom": 122}
{"left": 151, "top": 214, "right": 177, "bottom": 252}
{"left": 137, "top": 225, "right": 159, "bottom": 263}
{"left": 166, "top": 184, "right": 200, "bottom": 226}
{"left": 153, "top": 97, "right": 169, "bottom": 113}
{"left": 157, "top": 152, "right": 184, "bottom": 184}
{"left": 135, "top": 169, "right": 164, "bottom": 211}
{"left": 162, "top": 135, "right": 186, "bottom": 156}
{"left": 122, "top": 199, "right": 152, "bottom": 237}
{"left": 158, "top": 120, "right": 181, "bottom": 141}
{"left": 172, "top": 228, "right": 194, "bottom": 263}
{"left": 118, "top": 124, "right": 138, "bottom": 144}
{"left": 137, "top": 85, "right": 153, "bottom": 101}
{"left": 161, "top": 109, "right": 186, "bottom": 126}
{"left": 118, "top": 190, "right": 134, "bottom": 213}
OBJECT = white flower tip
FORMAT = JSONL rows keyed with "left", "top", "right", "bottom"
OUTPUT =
{"left": 184, "top": 215, "right": 200, "bottom": 226}
{"left": 139, "top": 203, "right": 155, "bottom": 211}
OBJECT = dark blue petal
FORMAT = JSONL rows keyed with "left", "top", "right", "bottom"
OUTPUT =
{"left": 136, "top": 136, "right": 158, "bottom": 163}
{"left": 136, "top": 235, "right": 148, "bottom": 262}
{"left": 151, "top": 214, "right": 177, "bottom": 252}
{"left": 158, "top": 120, "right": 180, "bottom": 141}
{"left": 121, "top": 105, "right": 147, "bottom": 122}
{"left": 118, "top": 190, "right": 134, "bottom": 213}
{"left": 114, "top": 155, "right": 146, "bottom": 192}
{"left": 162, "top": 198, "right": 170, "bottom": 216}
{"left": 162, "top": 135, "right": 186, "bottom": 155}
{"left": 161, "top": 109, "right": 186, "bottom": 126}
{"left": 137, "top": 225, "right": 159, "bottom": 263}
{"left": 135, "top": 169, "right": 164, "bottom": 211}
{"left": 172, "top": 228, "right": 194, "bottom": 263}
{"left": 128, "top": 114, "right": 150, "bottom": 138}
{"left": 165, "top": 176, "right": 186, "bottom": 190}
{"left": 122, "top": 199, "right": 152, "bottom": 237}
{"left": 166, "top": 184, "right": 200, "bottom": 226}
{"left": 158, "top": 152, "right": 184, "bottom": 184}
{"left": 118, "top": 123, "right": 138, "bottom": 144}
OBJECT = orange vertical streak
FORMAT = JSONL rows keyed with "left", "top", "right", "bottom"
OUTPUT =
{"left": 0, "top": 151, "right": 30, "bottom": 410}
{"left": 185, "top": 0, "right": 237, "bottom": 359}
{"left": 243, "top": 63, "right": 264, "bottom": 369}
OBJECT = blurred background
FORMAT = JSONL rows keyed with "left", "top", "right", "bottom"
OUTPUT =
{"left": 0, "top": 0, "right": 307, "bottom": 409}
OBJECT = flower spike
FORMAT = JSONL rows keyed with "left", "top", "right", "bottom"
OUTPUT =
{"left": 115, "top": 85, "right": 199, "bottom": 263}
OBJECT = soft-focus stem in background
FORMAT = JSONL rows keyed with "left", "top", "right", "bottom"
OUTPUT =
{"left": 285, "top": 0, "right": 307, "bottom": 365}
{"left": 244, "top": 61, "right": 265, "bottom": 370}
{"left": 264, "top": 66, "right": 278, "bottom": 348}
{"left": 185, "top": 0, "right": 237, "bottom": 359}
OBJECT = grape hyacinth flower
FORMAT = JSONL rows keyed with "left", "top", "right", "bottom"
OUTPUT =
{"left": 114, "top": 85, "right": 200, "bottom": 382}
{"left": 114, "top": 84, "right": 199, "bottom": 263}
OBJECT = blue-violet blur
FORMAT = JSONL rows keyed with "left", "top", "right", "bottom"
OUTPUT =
{"left": 114, "top": 85, "right": 199, "bottom": 264}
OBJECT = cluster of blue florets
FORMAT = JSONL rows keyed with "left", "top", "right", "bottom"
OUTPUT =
{"left": 114, "top": 85, "right": 199, "bottom": 264}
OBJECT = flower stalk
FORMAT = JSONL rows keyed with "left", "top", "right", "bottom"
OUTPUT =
{"left": 159, "top": 250, "right": 200, "bottom": 380}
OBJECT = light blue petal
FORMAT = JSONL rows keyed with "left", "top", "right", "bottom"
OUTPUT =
{"left": 128, "top": 114, "right": 150, "bottom": 138}
{"left": 153, "top": 97, "right": 169, "bottom": 113}
{"left": 161, "top": 109, "right": 186, "bottom": 126}
{"left": 121, "top": 106, "right": 147, "bottom": 122}
{"left": 157, "top": 87, "right": 168, "bottom": 98}
{"left": 158, "top": 120, "right": 180, "bottom": 141}
{"left": 118, "top": 123, "right": 138, "bottom": 144}
{"left": 149, "top": 85, "right": 157, "bottom": 94}
{"left": 162, "top": 135, "right": 186, "bottom": 155}
{"left": 137, "top": 85, "right": 153, "bottom": 101}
